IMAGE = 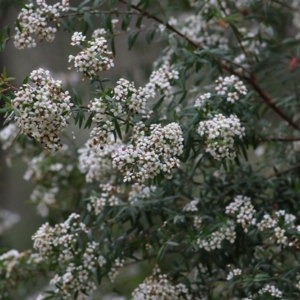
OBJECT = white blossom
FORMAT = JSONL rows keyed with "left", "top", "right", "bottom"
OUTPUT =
{"left": 14, "top": 1, "right": 69, "bottom": 49}
{"left": 11, "top": 68, "right": 73, "bottom": 152}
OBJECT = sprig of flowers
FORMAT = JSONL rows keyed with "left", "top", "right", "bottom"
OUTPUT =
{"left": 198, "top": 113, "right": 245, "bottom": 160}
{"left": 69, "top": 32, "right": 114, "bottom": 79}
{"left": 78, "top": 135, "right": 120, "bottom": 182}
{"left": 197, "top": 221, "right": 236, "bottom": 251}
{"left": 11, "top": 68, "right": 73, "bottom": 152}
{"left": 225, "top": 195, "right": 256, "bottom": 232}
{"left": 215, "top": 75, "right": 247, "bottom": 102}
{"left": 112, "top": 122, "right": 184, "bottom": 183}
{"left": 132, "top": 265, "right": 192, "bottom": 300}
{"left": 14, "top": 0, "right": 69, "bottom": 49}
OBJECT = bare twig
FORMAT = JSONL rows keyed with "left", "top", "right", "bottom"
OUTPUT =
{"left": 259, "top": 137, "right": 300, "bottom": 142}
{"left": 268, "top": 162, "right": 300, "bottom": 178}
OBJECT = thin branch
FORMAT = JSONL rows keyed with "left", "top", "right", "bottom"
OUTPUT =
{"left": 259, "top": 137, "right": 300, "bottom": 142}
{"left": 244, "top": 75, "right": 300, "bottom": 131}
{"left": 268, "top": 162, "right": 300, "bottom": 178}
{"left": 78, "top": 105, "right": 134, "bottom": 126}
{"left": 118, "top": 0, "right": 201, "bottom": 47}
{"left": 60, "top": 9, "right": 143, "bottom": 18}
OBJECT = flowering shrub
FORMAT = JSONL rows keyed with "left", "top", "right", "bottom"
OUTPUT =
{"left": 1, "top": 0, "right": 300, "bottom": 299}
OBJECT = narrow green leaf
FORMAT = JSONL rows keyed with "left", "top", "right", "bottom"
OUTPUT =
{"left": 84, "top": 13, "right": 94, "bottom": 30}
{"left": 111, "top": 36, "right": 116, "bottom": 56}
{"left": 152, "top": 95, "right": 164, "bottom": 111}
{"left": 114, "top": 119, "right": 122, "bottom": 139}
{"left": 13, "top": 0, "right": 28, "bottom": 9}
{"left": 128, "top": 31, "right": 140, "bottom": 50}
{"left": 72, "top": 88, "right": 82, "bottom": 105}
{"left": 127, "top": 0, "right": 132, "bottom": 10}
{"left": 22, "top": 76, "right": 29, "bottom": 84}
{"left": 157, "top": 244, "right": 166, "bottom": 262}
{"left": 84, "top": 111, "right": 95, "bottom": 129}
{"left": 78, "top": 0, "right": 91, "bottom": 11}
{"left": 136, "top": 15, "right": 143, "bottom": 29}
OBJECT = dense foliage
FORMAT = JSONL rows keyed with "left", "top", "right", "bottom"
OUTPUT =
{"left": 1, "top": 0, "right": 300, "bottom": 299}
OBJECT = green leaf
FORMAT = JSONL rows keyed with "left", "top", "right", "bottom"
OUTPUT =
{"left": 84, "top": 111, "right": 95, "bottom": 129}
{"left": 128, "top": 31, "right": 140, "bottom": 50}
{"left": 157, "top": 244, "right": 167, "bottom": 262}
{"left": 145, "top": 28, "right": 156, "bottom": 45}
{"left": 92, "top": 0, "right": 102, "bottom": 9}
{"left": 84, "top": 13, "right": 94, "bottom": 30}
{"left": 136, "top": 15, "right": 143, "bottom": 29}
{"left": 72, "top": 88, "right": 82, "bottom": 105}
{"left": 165, "top": 241, "right": 179, "bottom": 247}
{"left": 151, "top": 95, "right": 164, "bottom": 111}
{"left": 121, "top": 14, "right": 130, "bottom": 31}
{"left": 78, "top": 0, "right": 91, "bottom": 12}
{"left": 127, "top": 0, "right": 132, "bottom": 10}
{"left": 111, "top": 36, "right": 116, "bottom": 56}
{"left": 22, "top": 76, "right": 29, "bottom": 84}
{"left": 15, "top": 19, "right": 22, "bottom": 33}
{"left": 114, "top": 119, "right": 122, "bottom": 139}
{"left": 13, "top": 0, "right": 28, "bottom": 9}
{"left": 2, "top": 94, "right": 11, "bottom": 104}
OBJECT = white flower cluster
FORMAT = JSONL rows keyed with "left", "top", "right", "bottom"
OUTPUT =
{"left": 23, "top": 146, "right": 73, "bottom": 182}
{"left": 227, "top": 268, "right": 242, "bottom": 281}
{"left": 240, "top": 26, "right": 268, "bottom": 55}
{"left": 257, "top": 210, "right": 296, "bottom": 246}
{"left": 258, "top": 284, "right": 283, "bottom": 298}
{"left": 188, "top": 0, "right": 249, "bottom": 14}
{"left": 86, "top": 184, "right": 120, "bottom": 215}
{"left": 132, "top": 266, "right": 192, "bottom": 300}
{"left": 32, "top": 214, "right": 106, "bottom": 299}
{"left": 89, "top": 61, "right": 178, "bottom": 122}
{"left": 11, "top": 68, "right": 73, "bottom": 152}
{"left": 32, "top": 213, "right": 86, "bottom": 259}
{"left": 0, "top": 249, "right": 43, "bottom": 290}
{"left": 296, "top": 274, "right": 300, "bottom": 291}
{"left": 197, "top": 221, "right": 236, "bottom": 251}
{"left": 70, "top": 31, "right": 86, "bottom": 45}
{"left": 198, "top": 113, "right": 245, "bottom": 160}
{"left": 113, "top": 78, "right": 150, "bottom": 114}
{"left": 0, "top": 209, "right": 20, "bottom": 235}
{"left": 23, "top": 145, "right": 74, "bottom": 216}
{"left": 168, "top": 15, "right": 228, "bottom": 50}
{"left": 14, "top": 0, "right": 69, "bottom": 49}
{"left": 108, "top": 258, "right": 125, "bottom": 283}
{"left": 92, "top": 20, "right": 119, "bottom": 38}
{"left": 49, "top": 264, "right": 97, "bottom": 299}
{"left": 292, "top": 0, "right": 300, "bottom": 40}
{"left": 69, "top": 33, "right": 114, "bottom": 79}
{"left": 0, "top": 250, "right": 21, "bottom": 279}
{"left": 194, "top": 93, "right": 211, "bottom": 111}
{"left": 183, "top": 199, "right": 199, "bottom": 212}
{"left": 0, "top": 123, "right": 20, "bottom": 151}
{"left": 112, "top": 122, "right": 183, "bottom": 183}
{"left": 145, "top": 62, "right": 179, "bottom": 101}
{"left": 215, "top": 75, "right": 247, "bottom": 102}
{"left": 29, "top": 186, "right": 58, "bottom": 217}
{"left": 128, "top": 183, "right": 157, "bottom": 204}
{"left": 193, "top": 216, "right": 203, "bottom": 229}
{"left": 93, "top": 78, "right": 152, "bottom": 123}
{"left": 78, "top": 136, "right": 120, "bottom": 182}
{"left": 232, "top": 24, "right": 272, "bottom": 72}
{"left": 49, "top": 241, "right": 106, "bottom": 299}
{"left": 225, "top": 195, "right": 256, "bottom": 232}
